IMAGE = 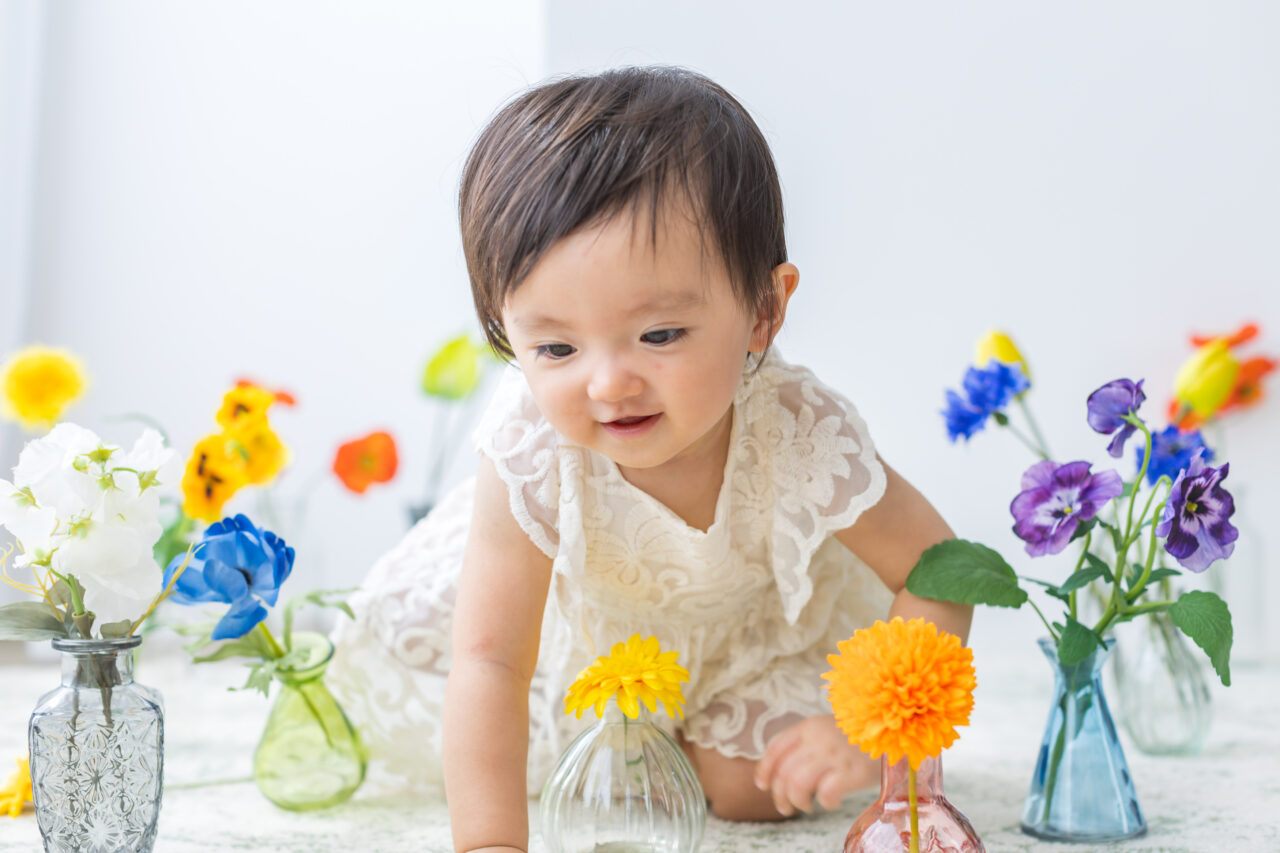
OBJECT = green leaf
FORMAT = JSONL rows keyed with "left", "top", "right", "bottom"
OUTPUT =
{"left": 98, "top": 620, "right": 133, "bottom": 639}
{"left": 236, "top": 661, "right": 277, "bottom": 697}
{"left": 0, "top": 602, "right": 68, "bottom": 641}
{"left": 906, "top": 539, "right": 1027, "bottom": 608}
{"left": 1170, "top": 590, "right": 1233, "bottom": 686}
{"left": 1069, "top": 518, "right": 1097, "bottom": 542}
{"left": 1146, "top": 567, "right": 1182, "bottom": 583}
{"left": 192, "top": 633, "right": 272, "bottom": 664}
{"left": 1082, "top": 551, "right": 1114, "bottom": 583}
{"left": 1020, "top": 576, "right": 1070, "bottom": 603}
{"left": 282, "top": 587, "right": 356, "bottom": 650}
{"left": 1056, "top": 565, "right": 1107, "bottom": 595}
{"left": 1058, "top": 616, "right": 1103, "bottom": 666}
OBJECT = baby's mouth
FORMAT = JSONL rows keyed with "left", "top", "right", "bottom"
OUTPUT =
{"left": 602, "top": 413, "right": 661, "bottom": 435}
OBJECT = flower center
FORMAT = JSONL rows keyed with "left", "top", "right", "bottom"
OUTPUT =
{"left": 1186, "top": 500, "right": 1200, "bottom": 515}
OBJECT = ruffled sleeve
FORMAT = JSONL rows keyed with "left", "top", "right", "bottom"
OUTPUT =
{"left": 472, "top": 365, "right": 563, "bottom": 559}
{"left": 740, "top": 355, "right": 887, "bottom": 625}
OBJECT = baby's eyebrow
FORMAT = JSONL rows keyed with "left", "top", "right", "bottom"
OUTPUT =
{"left": 510, "top": 291, "right": 706, "bottom": 332}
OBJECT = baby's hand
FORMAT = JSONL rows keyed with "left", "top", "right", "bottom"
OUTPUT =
{"left": 753, "top": 714, "right": 877, "bottom": 817}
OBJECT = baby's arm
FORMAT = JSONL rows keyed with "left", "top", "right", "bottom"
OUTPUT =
{"left": 443, "top": 456, "right": 554, "bottom": 853}
{"left": 832, "top": 458, "right": 973, "bottom": 641}
{"left": 753, "top": 458, "right": 971, "bottom": 818}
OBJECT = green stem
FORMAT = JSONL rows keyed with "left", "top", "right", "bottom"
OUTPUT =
{"left": 258, "top": 622, "right": 286, "bottom": 659}
{"left": 1016, "top": 396, "right": 1052, "bottom": 459}
{"left": 1124, "top": 600, "right": 1175, "bottom": 617}
{"left": 999, "top": 419, "right": 1048, "bottom": 459}
{"left": 1124, "top": 495, "right": 1168, "bottom": 606}
{"left": 908, "top": 765, "right": 920, "bottom": 853}
{"left": 1027, "top": 598, "right": 1060, "bottom": 643}
{"left": 1069, "top": 532, "right": 1091, "bottom": 621}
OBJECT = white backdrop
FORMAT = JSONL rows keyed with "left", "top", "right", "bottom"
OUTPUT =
{"left": 3, "top": 2, "right": 1277, "bottom": 660}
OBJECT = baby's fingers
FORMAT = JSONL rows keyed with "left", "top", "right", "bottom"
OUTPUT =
{"left": 815, "top": 765, "right": 860, "bottom": 812}
{"left": 753, "top": 726, "right": 803, "bottom": 792}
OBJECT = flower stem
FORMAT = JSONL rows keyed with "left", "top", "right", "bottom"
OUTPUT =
{"left": 908, "top": 765, "right": 920, "bottom": 853}
{"left": 1016, "top": 396, "right": 1052, "bottom": 458}
{"left": 258, "top": 622, "right": 286, "bottom": 660}
{"left": 998, "top": 420, "right": 1046, "bottom": 459}
{"left": 1027, "top": 598, "right": 1061, "bottom": 644}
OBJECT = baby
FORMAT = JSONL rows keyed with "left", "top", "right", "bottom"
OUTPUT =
{"left": 328, "top": 65, "right": 971, "bottom": 853}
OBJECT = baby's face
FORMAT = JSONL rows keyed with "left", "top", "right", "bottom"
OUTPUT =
{"left": 502, "top": 202, "right": 768, "bottom": 477}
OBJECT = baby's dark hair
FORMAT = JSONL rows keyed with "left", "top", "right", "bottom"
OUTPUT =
{"left": 459, "top": 65, "right": 787, "bottom": 359}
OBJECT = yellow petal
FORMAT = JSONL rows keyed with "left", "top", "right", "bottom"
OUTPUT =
{"left": 0, "top": 346, "right": 88, "bottom": 430}
{"left": 422, "top": 335, "right": 484, "bottom": 400}
{"left": 1174, "top": 339, "right": 1241, "bottom": 417}
{"left": 974, "top": 330, "right": 1030, "bottom": 382}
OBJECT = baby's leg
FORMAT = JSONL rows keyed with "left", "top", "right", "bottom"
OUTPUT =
{"left": 678, "top": 735, "right": 787, "bottom": 822}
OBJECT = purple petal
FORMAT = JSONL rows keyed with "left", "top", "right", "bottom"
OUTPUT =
{"left": 1020, "top": 460, "right": 1059, "bottom": 492}
{"left": 1080, "top": 468, "right": 1124, "bottom": 507}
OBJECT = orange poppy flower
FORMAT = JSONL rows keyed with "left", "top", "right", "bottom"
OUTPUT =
{"left": 1170, "top": 323, "right": 1274, "bottom": 430}
{"left": 333, "top": 431, "right": 398, "bottom": 494}
{"left": 824, "top": 617, "right": 976, "bottom": 771}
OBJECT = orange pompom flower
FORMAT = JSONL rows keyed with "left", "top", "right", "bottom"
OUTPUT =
{"left": 332, "top": 431, "right": 399, "bottom": 494}
{"left": 824, "top": 617, "right": 976, "bottom": 771}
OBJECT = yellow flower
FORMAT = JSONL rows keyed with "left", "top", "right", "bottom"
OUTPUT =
{"left": 824, "top": 617, "right": 976, "bottom": 771}
{"left": 1173, "top": 338, "right": 1241, "bottom": 418}
{"left": 215, "top": 383, "right": 279, "bottom": 430}
{"left": 0, "top": 345, "right": 87, "bottom": 430}
{"left": 0, "top": 757, "right": 32, "bottom": 818}
{"left": 181, "top": 433, "right": 250, "bottom": 522}
{"left": 224, "top": 417, "right": 289, "bottom": 486}
{"left": 974, "top": 330, "right": 1030, "bottom": 383}
{"left": 422, "top": 335, "right": 487, "bottom": 400}
{"left": 564, "top": 634, "right": 690, "bottom": 720}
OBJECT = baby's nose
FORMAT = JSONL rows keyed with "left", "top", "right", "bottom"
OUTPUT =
{"left": 587, "top": 357, "right": 644, "bottom": 402}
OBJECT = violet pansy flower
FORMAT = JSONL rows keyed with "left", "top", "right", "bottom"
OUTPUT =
{"left": 1156, "top": 449, "right": 1237, "bottom": 572}
{"left": 1086, "top": 378, "right": 1147, "bottom": 458}
{"left": 1010, "top": 459, "right": 1124, "bottom": 556}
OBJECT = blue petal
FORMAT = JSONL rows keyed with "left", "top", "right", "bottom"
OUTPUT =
{"left": 211, "top": 595, "right": 268, "bottom": 641}
{"left": 204, "top": 561, "right": 251, "bottom": 603}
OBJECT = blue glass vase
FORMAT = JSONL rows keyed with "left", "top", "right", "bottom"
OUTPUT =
{"left": 1021, "top": 637, "right": 1146, "bottom": 842}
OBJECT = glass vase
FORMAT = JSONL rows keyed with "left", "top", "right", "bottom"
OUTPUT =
{"left": 539, "top": 707, "right": 706, "bottom": 853}
{"left": 1021, "top": 636, "right": 1145, "bottom": 842}
{"left": 844, "top": 756, "right": 984, "bottom": 853}
{"left": 1111, "top": 609, "right": 1212, "bottom": 755}
{"left": 28, "top": 636, "right": 164, "bottom": 853}
{"left": 253, "top": 632, "right": 366, "bottom": 810}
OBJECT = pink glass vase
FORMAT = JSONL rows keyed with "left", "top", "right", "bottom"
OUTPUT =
{"left": 844, "top": 756, "right": 985, "bottom": 853}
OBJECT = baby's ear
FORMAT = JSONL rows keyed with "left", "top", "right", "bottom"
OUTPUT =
{"left": 749, "top": 263, "right": 800, "bottom": 353}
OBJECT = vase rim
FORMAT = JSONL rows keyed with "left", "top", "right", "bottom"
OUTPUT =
{"left": 51, "top": 635, "right": 142, "bottom": 653}
{"left": 274, "top": 630, "right": 334, "bottom": 681}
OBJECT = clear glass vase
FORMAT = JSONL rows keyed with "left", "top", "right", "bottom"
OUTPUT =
{"left": 539, "top": 707, "right": 706, "bottom": 853}
{"left": 844, "top": 756, "right": 984, "bottom": 853}
{"left": 28, "top": 636, "right": 164, "bottom": 853}
{"left": 253, "top": 632, "right": 366, "bottom": 810}
{"left": 1111, "top": 609, "right": 1212, "bottom": 755}
{"left": 1021, "top": 636, "right": 1146, "bottom": 842}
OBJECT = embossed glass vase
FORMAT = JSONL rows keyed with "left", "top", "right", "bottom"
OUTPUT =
{"left": 29, "top": 636, "right": 164, "bottom": 853}
{"left": 1111, "top": 609, "right": 1212, "bottom": 755}
{"left": 1021, "top": 636, "right": 1146, "bottom": 842}
{"left": 844, "top": 756, "right": 984, "bottom": 853}
{"left": 253, "top": 632, "right": 366, "bottom": 811}
{"left": 539, "top": 707, "right": 706, "bottom": 853}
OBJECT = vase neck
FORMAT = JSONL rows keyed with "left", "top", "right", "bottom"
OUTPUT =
{"left": 54, "top": 638, "right": 140, "bottom": 688}
{"left": 1037, "top": 635, "right": 1113, "bottom": 682}
{"left": 880, "top": 755, "right": 944, "bottom": 800}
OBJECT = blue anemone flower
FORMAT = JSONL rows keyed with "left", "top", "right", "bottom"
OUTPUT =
{"left": 162, "top": 514, "right": 294, "bottom": 640}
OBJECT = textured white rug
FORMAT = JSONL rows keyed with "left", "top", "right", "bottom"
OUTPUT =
{"left": 2, "top": 645, "right": 1276, "bottom": 852}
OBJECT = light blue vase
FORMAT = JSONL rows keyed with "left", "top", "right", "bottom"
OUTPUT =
{"left": 1021, "top": 636, "right": 1146, "bottom": 842}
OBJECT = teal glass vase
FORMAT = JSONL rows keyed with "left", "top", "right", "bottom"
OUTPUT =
{"left": 253, "top": 632, "right": 366, "bottom": 810}
{"left": 1021, "top": 636, "right": 1146, "bottom": 842}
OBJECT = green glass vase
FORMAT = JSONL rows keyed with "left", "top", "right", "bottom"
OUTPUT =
{"left": 253, "top": 632, "right": 366, "bottom": 810}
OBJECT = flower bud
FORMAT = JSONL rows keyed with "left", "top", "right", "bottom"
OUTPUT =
{"left": 974, "top": 330, "right": 1030, "bottom": 383}
{"left": 1173, "top": 339, "right": 1240, "bottom": 417}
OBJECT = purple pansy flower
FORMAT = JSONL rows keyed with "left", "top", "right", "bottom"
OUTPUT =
{"left": 1010, "top": 459, "right": 1125, "bottom": 556}
{"left": 1156, "top": 449, "right": 1237, "bottom": 572}
{"left": 1135, "top": 425, "right": 1214, "bottom": 486}
{"left": 1086, "top": 378, "right": 1147, "bottom": 458}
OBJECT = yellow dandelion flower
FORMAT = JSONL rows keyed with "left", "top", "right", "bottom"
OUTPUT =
{"left": 824, "top": 617, "right": 976, "bottom": 771}
{"left": 0, "top": 757, "right": 32, "bottom": 818}
{"left": 181, "top": 433, "right": 250, "bottom": 522}
{"left": 0, "top": 345, "right": 87, "bottom": 430}
{"left": 564, "top": 634, "right": 690, "bottom": 720}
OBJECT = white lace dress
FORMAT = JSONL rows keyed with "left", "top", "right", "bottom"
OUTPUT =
{"left": 327, "top": 351, "right": 893, "bottom": 798}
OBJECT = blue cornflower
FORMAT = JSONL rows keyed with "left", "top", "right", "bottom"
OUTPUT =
{"left": 1135, "top": 426, "right": 1214, "bottom": 486}
{"left": 941, "top": 360, "right": 1029, "bottom": 442}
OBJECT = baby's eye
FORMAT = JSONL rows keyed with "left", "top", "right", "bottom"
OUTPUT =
{"left": 536, "top": 343, "right": 576, "bottom": 360}
{"left": 640, "top": 329, "right": 687, "bottom": 346}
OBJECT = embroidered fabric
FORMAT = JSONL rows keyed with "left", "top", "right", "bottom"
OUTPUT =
{"left": 328, "top": 350, "right": 892, "bottom": 796}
